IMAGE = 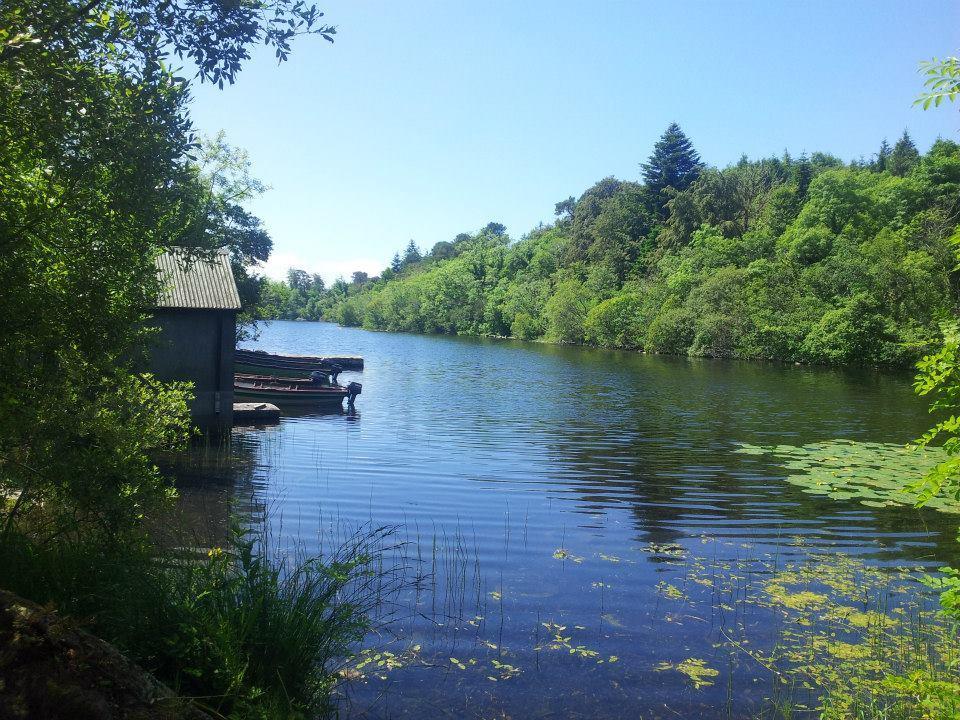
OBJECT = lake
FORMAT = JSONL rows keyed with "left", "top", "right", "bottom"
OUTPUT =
{"left": 185, "top": 320, "right": 959, "bottom": 718}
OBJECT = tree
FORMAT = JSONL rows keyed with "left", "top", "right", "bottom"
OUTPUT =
{"left": 351, "top": 271, "right": 369, "bottom": 285}
{"left": 554, "top": 196, "right": 575, "bottom": 222}
{"left": 873, "top": 138, "right": 892, "bottom": 172}
{"left": 642, "top": 123, "right": 703, "bottom": 201}
{"left": 0, "top": 0, "right": 336, "bottom": 87}
{"left": 888, "top": 130, "right": 920, "bottom": 176}
{"left": 692, "top": 163, "right": 774, "bottom": 238}
{"left": 0, "top": 0, "right": 334, "bottom": 657}
{"left": 402, "top": 240, "right": 422, "bottom": 266}
{"left": 391, "top": 253, "right": 403, "bottom": 273}
{"left": 287, "top": 268, "right": 311, "bottom": 292}
{"left": 795, "top": 153, "right": 813, "bottom": 200}
{"left": 483, "top": 222, "right": 507, "bottom": 237}
{"left": 911, "top": 52, "right": 960, "bottom": 621}
{"left": 430, "top": 241, "right": 456, "bottom": 260}
{"left": 186, "top": 134, "right": 274, "bottom": 338}
{"left": 544, "top": 279, "right": 593, "bottom": 344}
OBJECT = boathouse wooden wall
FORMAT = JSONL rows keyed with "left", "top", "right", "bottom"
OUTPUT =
{"left": 148, "top": 308, "right": 235, "bottom": 429}
{"left": 148, "top": 249, "right": 241, "bottom": 431}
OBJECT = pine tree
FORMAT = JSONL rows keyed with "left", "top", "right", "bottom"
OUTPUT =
{"left": 874, "top": 138, "right": 891, "bottom": 172}
{"left": 795, "top": 153, "right": 813, "bottom": 201}
{"left": 641, "top": 123, "right": 703, "bottom": 197}
{"left": 390, "top": 252, "right": 403, "bottom": 273}
{"left": 888, "top": 130, "right": 919, "bottom": 177}
{"left": 402, "top": 240, "right": 422, "bottom": 266}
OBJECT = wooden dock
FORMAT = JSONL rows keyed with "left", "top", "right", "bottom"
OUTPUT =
{"left": 233, "top": 402, "right": 280, "bottom": 425}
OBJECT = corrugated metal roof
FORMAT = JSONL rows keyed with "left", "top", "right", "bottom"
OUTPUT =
{"left": 154, "top": 249, "right": 241, "bottom": 310}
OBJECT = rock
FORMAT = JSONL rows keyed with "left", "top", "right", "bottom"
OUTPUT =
{"left": 0, "top": 589, "right": 209, "bottom": 720}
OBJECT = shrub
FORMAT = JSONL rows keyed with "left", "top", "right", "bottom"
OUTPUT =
{"left": 544, "top": 279, "right": 593, "bottom": 344}
{"left": 0, "top": 517, "right": 393, "bottom": 720}
{"left": 510, "top": 311, "right": 544, "bottom": 340}
{"left": 646, "top": 306, "right": 695, "bottom": 355}
{"left": 786, "top": 225, "right": 835, "bottom": 265}
{"left": 801, "top": 293, "right": 889, "bottom": 364}
{"left": 584, "top": 292, "right": 644, "bottom": 348}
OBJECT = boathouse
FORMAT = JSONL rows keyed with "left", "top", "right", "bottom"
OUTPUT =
{"left": 149, "top": 249, "right": 239, "bottom": 430}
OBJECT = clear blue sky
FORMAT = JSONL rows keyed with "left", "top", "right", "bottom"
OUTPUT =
{"left": 188, "top": 0, "right": 960, "bottom": 282}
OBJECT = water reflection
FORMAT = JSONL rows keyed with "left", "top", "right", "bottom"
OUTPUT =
{"left": 172, "top": 321, "right": 958, "bottom": 718}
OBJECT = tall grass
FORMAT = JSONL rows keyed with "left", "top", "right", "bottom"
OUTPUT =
{"left": 0, "top": 517, "right": 397, "bottom": 719}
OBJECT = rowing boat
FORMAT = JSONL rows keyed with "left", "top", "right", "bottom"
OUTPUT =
{"left": 235, "top": 349, "right": 363, "bottom": 376}
{"left": 234, "top": 377, "right": 362, "bottom": 405}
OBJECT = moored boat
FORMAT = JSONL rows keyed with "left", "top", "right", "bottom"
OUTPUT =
{"left": 234, "top": 377, "right": 361, "bottom": 406}
{"left": 235, "top": 349, "right": 363, "bottom": 376}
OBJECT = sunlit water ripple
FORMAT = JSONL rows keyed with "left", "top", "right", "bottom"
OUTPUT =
{"left": 180, "top": 320, "right": 958, "bottom": 719}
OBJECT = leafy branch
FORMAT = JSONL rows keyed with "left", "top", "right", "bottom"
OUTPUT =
{"left": 915, "top": 55, "right": 960, "bottom": 110}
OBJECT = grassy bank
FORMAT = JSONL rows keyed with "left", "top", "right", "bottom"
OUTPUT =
{"left": 0, "top": 503, "right": 393, "bottom": 719}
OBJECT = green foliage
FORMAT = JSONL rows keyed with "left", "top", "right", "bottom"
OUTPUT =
{"left": 0, "top": 0, "right": 356, "bottom": 714}
{"left": 913, "top": 322, "right": 960, "bottom": 507}
{"left": 916, "top": 55, "right": 960, "bottom": 110}
{"left": 192, "top": 133, "right": 275, "bottom": 340}
{"left": 0, "top": 517, "right": 390, "bottom": 719}
{"left": 800, "top": 293, "right": 888, "bottom": 364}
{"left": 510, "top": 312, "right": 544, "bottom": 341}
{"left": 641, "top": 122, "right": 703, "bottom": 201}
{"left": 584, "top": 293, "right": 645, "bottom": 348}
{"left": 150, "top": 525, "right": 388, "bottom": 718}
{"left": 0, "top": 0, "right": 335, "bottom": 88}
{"left": 266, "top": 132, "right": 959, "bottom": 371}
{"left": 889, "top": 130, "right": 921, "bottom": 177}
{"left": 755, "top": 552, "right": 960, "bottom": 720}
{"left": 645, "top": 304, "right": 695, "bottom": 355}
{"left": 402, "top": 239, "right": 422, "bottom": 266}
{"left": 649, "top": 534, "right": 960, "bottom": 720}
{"left": 735, "top": 439, "right": 957, "bottom": 514}
{"left": 544, "top": 279, "right": 593, "bottom": 343}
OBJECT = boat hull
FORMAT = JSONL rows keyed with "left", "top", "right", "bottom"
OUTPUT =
{"left": 234, "top": 383, "right": 349, "bottom": 405}
{"left": 234, "top": 361, "right": 316, "bottom": 378}
{"left": 235, "top": 349, "right": 363, "bottom": 372}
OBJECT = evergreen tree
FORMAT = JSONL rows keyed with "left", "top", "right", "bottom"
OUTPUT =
{"left": 402, "top": 240, "right": 422, "bottom": 266}
{"left": 641, "top": 123, "right": 703, "bottom": 198}
{"left": 554, "top": 196, "right": 576, "bottom": 222}
{"left": 888, "top": 130, "right": 920, "bottom": 176}
{"left": 391, "top": 252, "right": 403, "bottom": 273}
{"left": 483, "top": 222, "right": 507, "bottom": 237}
{"left": 874, "top": 138, "right": 891, "bottom": 172}
{"left": 795, "top": 153, "right": 813, "bottom": 201}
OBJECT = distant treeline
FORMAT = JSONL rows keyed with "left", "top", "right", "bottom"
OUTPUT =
{"left": 263, "top": 125, "right": 960, "bottom": 367}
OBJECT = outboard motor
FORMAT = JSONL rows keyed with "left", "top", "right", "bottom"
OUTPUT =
{"left": 329, "top": 364, "right": 343, "bottom": 384}
{"left": 346, "top": 381, "right": 362, "bottom": 405}
{"left": 310, "top": 370, "right": 328, "bottom": 385}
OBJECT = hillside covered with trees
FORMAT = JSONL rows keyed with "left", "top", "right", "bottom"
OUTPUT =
{"left": 266, "top": 125, "right": 960, "bottom": 367}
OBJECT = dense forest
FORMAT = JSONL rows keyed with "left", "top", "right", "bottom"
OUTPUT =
{"left": 264, "top": 125, "right": 960, "bottom": 367}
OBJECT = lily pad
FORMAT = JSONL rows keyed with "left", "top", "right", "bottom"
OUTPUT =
{"left": 735, "top": 440, "right": 959, "bottom": 514}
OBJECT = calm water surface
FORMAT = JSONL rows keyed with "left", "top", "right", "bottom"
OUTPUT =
{"left": 189, "top": 320, "right": 958, "bottom": 719}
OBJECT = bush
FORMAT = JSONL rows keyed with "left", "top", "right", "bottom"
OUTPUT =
{"left": 544, "top": 279, "right": 593, "bottom": 344}
{"left": 801, "top": 293, "right": 889, "bottom": 364}
{"left": 510, "top": 311, "right": 544, "bottom": 340}
{"left": 689, "top": 314, "right": 741, "bottom": 358}
{"left": 646, "top": 306, "right": 695, "bottom": 355}
{"left": 786, "top": 224, "right": 835, "bottom": 265}
{"left": 584, "top": 292, "right": 644, "bottom": 348}
{"left": 151, "top": 524, "right": 391, "bottom": 718}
